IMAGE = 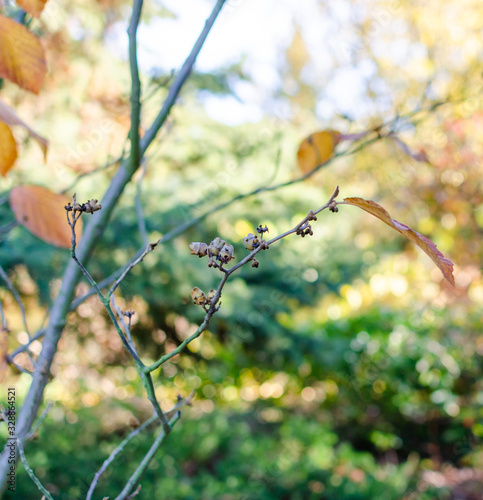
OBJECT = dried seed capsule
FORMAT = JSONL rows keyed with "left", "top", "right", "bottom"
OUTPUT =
{"left": 219, "top": 244, "right": 234, "bottom": 263}
{"left": 189, "top": 242, "right": 208, "bottom": 257}
{"left": 209, "top": 237, "right": 225, "bottom": 256}
{"left": 190, "top": 287, "right": 207, "bottom": 305}
{"left": 85, "top": 199, "right": 102, "bottom": 213}
{"left": 243, "top": 233, "right": 260, "bottom": 251}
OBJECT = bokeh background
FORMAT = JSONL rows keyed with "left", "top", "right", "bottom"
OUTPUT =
{"left": 1, "top": 0, "right": 482, "bottom": 498}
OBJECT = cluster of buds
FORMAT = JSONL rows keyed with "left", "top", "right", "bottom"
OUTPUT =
{"left": 190, "top": 287, "right": 217, "bottom": 308}
{"left": 243, "top": 224, "right": 271, "bottom": 253}
{"left": 65, "top": 193, "right": 102, "bottom": 214}
{"left": 189, "top": 237, "right": 235, "bottom": 267}
{"left": 329, "top": 201, "right": 339, "bottom": 213}
{"left": 296, "top": 223, "right": 314, "bottom": 238}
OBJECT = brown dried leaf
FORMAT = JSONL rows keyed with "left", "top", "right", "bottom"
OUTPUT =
{"left": 0, "top": 99, "right": 48, "bottom": 159}
{"left": 9, "top": 185, "right": 82, "bottom": 248}
{"left": 16, "top": 0, "right": 48, "bottom": 18}
{"left": 343, "top": 197, "right": 454, "bottom": 285}
{"left": 297, "top": 130, "right": 340, "bottom": 175}
{"left": 0, "top": 15, "right": 47, "bottom": 94}
{"left": 0, "top": 122, "right": 18, "bottom": 176}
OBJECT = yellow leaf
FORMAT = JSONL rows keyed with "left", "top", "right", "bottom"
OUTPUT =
{"left": 296, "top": 130, "right": 340, "bottom": 175}
{"left": 343, "top": 197, "right": 455, "bottom": 285}
{"left": 16, "top": 0, "right": 48, "bottom": 18}
{"left": 0, "top": 122, "right": 18, "bottom": 176}
{"left": 0, "top": 15, "right": 47, "bottom": 94}
{"left": 0, "top": 99, "right": 48, "bottom": 159}
{"left": 9, "top": 185, "right": 82, "bottom": 248}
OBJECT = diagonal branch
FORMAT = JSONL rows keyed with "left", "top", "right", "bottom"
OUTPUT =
{"left": 0, "top": 0, "right": 228, "bottom": 492}
{"left": 140, "top": 0, "right": 227, "bottom": 155}
{"left": 144, "top": 186, "right": 340, "bottom": 373}
{"left": 128, "top": 0, "right": 143, "bottom": 171}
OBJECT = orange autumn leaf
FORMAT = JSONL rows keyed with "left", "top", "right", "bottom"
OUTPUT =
{"left": 343, "top": 197, "right": 455, "bottom": 285}
{"left": 0, "top": 122, "right": 18, "bottom": 176}
{"left": 0, "top": 15, "right": 47, "bottom": 94}
{"left": 9, "top": 185, "right": 82, "bottom": 248}
{"left": 0, "top": 99, "right": 48, "bottom": 159}
{"left": 16, "top": 0, "right": 48, "bottom": 18}
{"left": 297, "top": 130, "right": 341, "bottom": 175}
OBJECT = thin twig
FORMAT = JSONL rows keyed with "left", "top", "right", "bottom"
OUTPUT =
{"left": 114, "top": 412, "right": 181, "bottom": 500}
{"left": 0, "top": 300, "right": 7, "bottom": 332}
{"left": 87, "top": 394, "right": 193, "bottom": 500}
{"left": 8, "top": 328, "right": 45, "bottom": 360}
{"left": 0, "top": 337, "right": 32, "bottom": 375}
{"left": 86, "top": 414, "right": 158, "bottom": 500}
{"left": 18, "top": 440, "right": 54, "bottom": 500}
{"left": 0, "top": 265, "right": 30, "bottom": 338}
{"left": 68, "top": 97, "right": 450, "bottom": 318}
{"left": 140, "top": 0, "right": 228, "bottom": 155}
{"left": 134, "top": 159, "right": 149, "bottom": 245}
{"left": 111, "top": 295, "right": 138, "bottom": 355}
{"left": 59, "top": 155, "right": 123, "bottom": 195}
{"left": 66, "top": 205, "right": 171, "bottom": 432}
{"left": 0, "top": 0, "right": 227, "bottom": 490}
{"left": 128, "top": 0, "right": 143, "bottom": 172}
{"left": 24, "top": 401, "right": 53, "bottom": 442}
{"left": 144, "top": 186, "right": 340, "bottom": 373}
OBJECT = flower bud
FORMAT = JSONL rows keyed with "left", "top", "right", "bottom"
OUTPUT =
{"left": 190, "top": 287, "right": 206, "bottom": 305}
{"left": 207, "top": 289, "right": 216, "bottom": 300}
{"left": 208, "top": 237, "right": 225, "bottom": 256}
{"left": 243, "top": 233, "right": 259, "bottom": 251}
{"left": 219, "top": 244, "right": 234, "bottom": 263}
{"left": 85, "top": 199, "right": 102, "bottom": 214}
{"left": 189, "top": 242, "right": 208, "bottom": 257}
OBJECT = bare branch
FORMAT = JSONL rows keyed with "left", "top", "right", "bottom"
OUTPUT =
{"left": 0, "top": 264, "right": 30, "bottom": 338}
{"left": 0, "top": 0, "right": 228, "bottom": 490}
{"left": 140, "top": 0, "right": 228, "bottom": 155}
{"left": 134, "top": 159, "right": 149, "bottom": 245}
{"left": 145, "top": 187, "right": 341, "bottom": 373}
{"left": 114, "top": 413, "right": 181, "bottom": 500}
{"left": 128, "top": 0, "right": 143, "bottom": 172}
{"left": 18, "top": 440, "right": 54, "bottom": 500}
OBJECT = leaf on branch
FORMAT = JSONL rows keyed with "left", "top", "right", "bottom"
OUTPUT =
{"left": 343, "top": 197, "right": 454, "bottom": 285}
{"left": 9, "top": 185, "right": 82, "bottom": 248}
{"left": 16, "top": 0, "right": 49, "bottom": 18}
{"left": 296, "top": 130, "right": 341, "bottom": 174}
{"left": 0, "top": 15, "right": 47, "bottom": 94}
{"left": 0, "top": 99, "right": 49, "bottom": 160}
{"left": 0, "top": 122, "right": 18, "bottom": 176}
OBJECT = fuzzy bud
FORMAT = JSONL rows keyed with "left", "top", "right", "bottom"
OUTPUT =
{"left": 85, "top": 199, "right": 102, "bottom": 214}
{"left": 190, "top": 287, "right": 206, "bottom": 305}
{"left": 219, "top": 244, "right": 234, "bottom": 263}
{"left": 189, "top": 242, "right": 208, "bottom": 257}
{"left": 209, "top": 237, "right": 226, "bottom": 256}
{"left": 207, "top": 289, "right": 216, "bottom": 300}
{"left": 243, "top": 233, "right": 260, "bottom": 251}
